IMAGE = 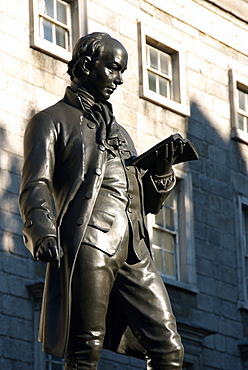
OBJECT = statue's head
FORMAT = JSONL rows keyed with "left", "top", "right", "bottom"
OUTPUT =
{"left": 68, "top": 32, "right": 128, "bottom": 101}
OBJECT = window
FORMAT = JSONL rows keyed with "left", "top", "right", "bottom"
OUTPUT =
{"left": 138, "top": 22, "right": 190, "bottom": 117}
{"left": 45, "top": 354, "right": 65, "bottom": 370}
{"left": 147, "top": 170, "right": 197, "bottom": 291}
{"left": 152, "top": 185, "right": 179, "bottom": 280}
{"left": 242, "top": 206, "right": 248, "bottom": 300}
{"left": 229, "top": 68, "right": 248, "bottom": 144}
{"left": 146, "top": 45, "right": 173, "bottom": 100}
{"left": 30, "top": 0, "right": 84, "bottom": 61}
{"left": 237, "top": 89, "right": 248, "bottom": 135}
{"left": 237, "top": 196, "right": 248, "bottom": 310}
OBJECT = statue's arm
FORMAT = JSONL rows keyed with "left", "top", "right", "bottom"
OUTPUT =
{"left": 19, "top": 111, "right": 58, "bottom": 257}
{"left": 142, "top": 138, "right": 184, "bottom": 214}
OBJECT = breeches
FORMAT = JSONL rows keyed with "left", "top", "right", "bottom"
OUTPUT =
{"left": 66, "top": 233, "right": 184, "bottom": 370}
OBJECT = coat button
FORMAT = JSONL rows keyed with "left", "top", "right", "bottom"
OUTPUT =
{"left": 87, "top": 122, "right": 96, "bottom": 129}
{"left": 47, "top": 214, "right": 54, "bottom": 220}
{"left": 98, "top": 145, "right": 105, "bottom": 151}
{"left": 95, "top": 168, "right": 101, "bottom": 176}
{"left": 128, "top": 208, "right": 132, "bottom": 213}
{"left": 77, "top": 218, "right": 84, "bottom": 225}
{"left": 85, "top": 192, "right": 93, "bottom": 199}
{"left": 25, "top": 219, "right": 33, "bottom": 228}
{"left": 23, "top": 234, "right": 28, "bottom": 243}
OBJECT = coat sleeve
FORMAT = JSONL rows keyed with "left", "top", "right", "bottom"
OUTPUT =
{"left": 19, "top": 111, "right": 58, "bottom": 257}
{"left": 142, "top": 169, "right": 176, "bottom": 215}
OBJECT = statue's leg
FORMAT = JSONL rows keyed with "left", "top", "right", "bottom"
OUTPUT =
{"left": 112, "top": 243, "right": 184, "bottom": 370}
{"left": 65, "top": 239, "right": 128, "bottom": 370}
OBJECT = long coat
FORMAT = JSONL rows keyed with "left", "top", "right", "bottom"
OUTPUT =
{"left": 19, "top": 87, "right": 175, "bottom": 359}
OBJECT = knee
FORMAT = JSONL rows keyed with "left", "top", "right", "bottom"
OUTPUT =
{"left": 146, "top": 337, "right": 184, "bottom": 369}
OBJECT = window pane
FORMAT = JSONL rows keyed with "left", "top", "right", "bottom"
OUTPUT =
{"left": 52, "top": 364, "right": 63, "bottom": 370}
{"left": 160, "top": 52, "right": 170, "bottom": 75}
{"left": 43, "top": 0, "right": 54, "bottom": 18}
{"left": 153, "top": 247, "right": 164, "bottom": 272}
{"left": 159, "top": 76, "right": 170, "bottom": 98}
{"left": 238, "top": 114, "right": 245, "bottom": 130}
{"left": 57, "top": 1, "right": 67, "bottom": 24}
{"left": 149, "top": 47, "right": 158, "bottom": 70}
{"left": 42, "top": 18, "right": 53, "bottom": 42}
{"left": 148, "top": 71, "right": 157, "bottom": 92}
{"left": 155, "top": 210, "right": 164, "bottom": 227}
{"left": 153, "top": 228, "right": 163, "bottom": 247}
{"left": 165, "top": 207, "right": 174, "bottom": 230}
{"left": 56, "top": 25, "right": 66, "bottom": 48}
{"left": 164, "top": 251, "right": 175, "bottom": 276}
{"left": 238, "top": 90, "right": 246, "bottom": 111}
{"left": 165, "top": 192, "right": 174, "bottom": 208}
{"left": 163, "top": 231, "right": 175, "bottom": 252}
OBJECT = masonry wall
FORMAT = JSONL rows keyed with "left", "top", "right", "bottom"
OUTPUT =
{"left": 0, "top": 0, "right": 248, "bottom": 369}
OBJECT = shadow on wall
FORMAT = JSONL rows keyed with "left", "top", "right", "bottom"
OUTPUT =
{"left": 184, "top": 100, "right": 248, "bottom": 369}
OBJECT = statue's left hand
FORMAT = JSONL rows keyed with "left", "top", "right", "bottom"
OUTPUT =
{"left": 35, "top": 237, "right": 62, "bottom": 269}
{"left": 154, "top": 136, "right": 184, "bottom": 176}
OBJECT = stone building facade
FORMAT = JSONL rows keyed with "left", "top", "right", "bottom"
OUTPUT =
{"left": 1, "top": 0, "right": 248, "bottom": 369}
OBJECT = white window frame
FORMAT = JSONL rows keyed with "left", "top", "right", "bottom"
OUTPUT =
{"left": 229, "top": 68, "right": 248, "bottom": 144}
{"left": 237, "top": 195, "right": 248, "bottom": 310}
{"left": 29, "top": 0, "right": 85, "bottom": 62}
{"left": 138, "top": 22, "right": 190, "bottom": 117}
{"left": 147, "top": 167, "right": 197, "bottom": 292}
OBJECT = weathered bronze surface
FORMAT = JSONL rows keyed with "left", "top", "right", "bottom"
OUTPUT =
{"left": 19, "top": 32, "right": 186, "bottom": 369}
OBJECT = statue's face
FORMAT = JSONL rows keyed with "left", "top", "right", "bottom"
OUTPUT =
{"left": 83, "top": 38, "right": 128, "bottom": 101}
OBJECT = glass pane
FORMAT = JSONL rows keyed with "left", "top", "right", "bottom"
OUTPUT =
{"left": 153, "top": 228, "right": 163, "bottom": 247}
{"left": 42, "top": 18, "right": 53, "bottom": 42}
{"left": 245, "top": 233, "right": 248, "bottom": 254}
{"left": 57, "top": 1, "right": 67, "bottom": 24}
{"left": 165, "top": 207, "right": 174, "bottom": 230}
{"left": 246, "top": 277, "right": 248, "bottom": 299}
{"left": 244, "top": 209, "right": 248, "bottom": 231}
{"left": 164, "top": 251, "right": 175, "bottom": 276}
{"left": 238, "top": 90, "right": 246, "bottom": 111}
{"left": 52, "top": 364, "right": 63, "bottom": 370}
{"left": 56, "top": 25, "right": 66, "bottom": 48}
{"left": 153, "top": 247, "right": 164, "bottom": 272}
{"left": 163, "top": 232, "right": 175, "bottom": 252}
{"left": 148, "top": 71, "right": 157, "bottom": 92}
{"left": 238, "top": 114, "right": 245, "bottom": 130}
{"left": 149, "top": 47, "right": 158, "bottom": 70}
{"left": 159, "top": 76, "right": 169, "bottom": 98}
{"left": 155, "top": 209, "right": 164, "bottom": 227}
{"left": 245, "top": 257, "right": 248, "bottom": 277}
{"left": 160, "top": 52, "right": 170, "bottom": 75}
{"left": 43, "top": 0, "right": 54, "bottom": 18}
{"left": 165, "top": 192, "right": 174, "bottom": 208}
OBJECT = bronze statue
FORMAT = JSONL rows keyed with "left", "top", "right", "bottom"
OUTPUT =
{"left": 19, "top": 32, "right": 186, "bottom": 369}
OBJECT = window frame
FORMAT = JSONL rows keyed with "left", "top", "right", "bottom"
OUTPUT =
{"left": 138, "top": 22, "right": 190, "bottom": 117}
{"left": 29, "top": 0, "right": 84, "bottom": 62}
{"left": 229, "top": 68, "right": 248, "bottom": 144}
{"left": 147, "top": 167, "right": 197, "bottom": 293}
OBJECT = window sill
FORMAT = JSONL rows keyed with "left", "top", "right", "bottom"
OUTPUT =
{"left": 31, "top": 38, "right": 72, "bottom": 62}
{"left": 238, "top": 300, "right": 248, "bottom": 311}
{"left": 232, "top": 129, "right": 248, "bottom": 144}
{"left": 161, "top": 276, "right": 199, "bottom": 294}
{"left": 141, "top": 91, "right": 190, "bottom": 117}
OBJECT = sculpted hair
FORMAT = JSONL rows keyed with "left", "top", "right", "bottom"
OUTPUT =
{"left": 67, "top": 32, "right": 112, "bottom": 80}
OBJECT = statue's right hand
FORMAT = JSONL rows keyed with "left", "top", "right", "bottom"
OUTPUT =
{"left": 35, "top": 237, "right": 61, "bottom": 269}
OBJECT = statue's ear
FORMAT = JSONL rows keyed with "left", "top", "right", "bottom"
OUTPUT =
{"left": 80, "top": 56, "right": 92, "bottom": 76}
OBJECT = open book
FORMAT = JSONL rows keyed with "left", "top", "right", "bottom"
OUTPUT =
{"left": 131, "top": 133, "right": 199, "bottom": 170}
